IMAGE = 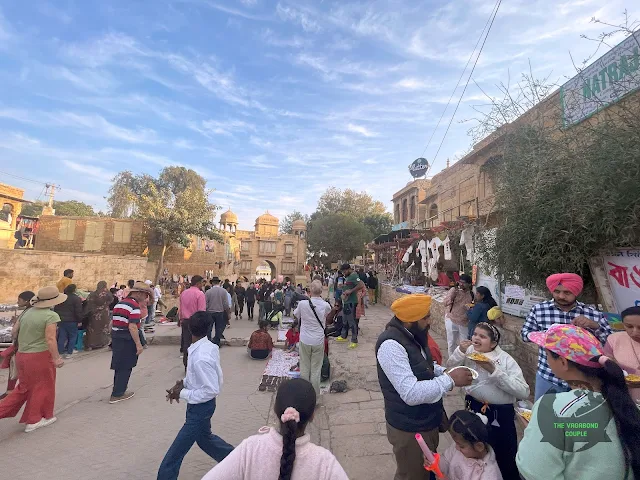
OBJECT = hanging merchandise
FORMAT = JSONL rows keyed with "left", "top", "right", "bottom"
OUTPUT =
{"left": 402, "top": 245, "right": 413, "bottom": 263}
{"left": 433, "top": 237, "right": 443, "bottom": 263}
{"left": 443, "top": 236, "right": 452, "bottom": 260}
{"left": 420, "top": 240, "right": 429, "bottom": 273}
{"left": 459, "top": 253, "right": 465, "bottom": 275}
{"left": 460, "top": 226, "right": 475, "bottom": 262}
{"left": 429, "top": 258, "right": 439, "bottom": 282}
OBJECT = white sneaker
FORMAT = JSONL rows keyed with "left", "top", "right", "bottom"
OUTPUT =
{"left": 25, "top": 417, "right": 57, "bottom": 433}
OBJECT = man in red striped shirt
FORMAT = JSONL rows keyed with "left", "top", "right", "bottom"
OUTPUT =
{"left": 109, "top": 282, "right": 151, "bottom": 404}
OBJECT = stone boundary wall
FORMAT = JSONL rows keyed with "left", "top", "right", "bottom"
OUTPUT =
{"left": 380, "top": 284, "right": 538, "bottom": 397}
{"left": 0, "top": 249, "right": 149, "bottom": 303}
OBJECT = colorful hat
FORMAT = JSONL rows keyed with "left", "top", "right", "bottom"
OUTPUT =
{"left": 528, "top": 324, "right": 604, "bottom": 368}
{"left": 487, "top": 307, "right": 503, "bottom": 321}
{"left": 391, "top": 294, "right": 432, "bottom": 322}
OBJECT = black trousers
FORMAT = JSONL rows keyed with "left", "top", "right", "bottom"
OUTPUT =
{"left": 113, "top": 369, "right": 132, "bottom": 397}
{"left": 235, "top": 299, "right": 244, "bottom": 316}
{"left": 466, "top": 395, "right": 519, "bottom": 480}
{"left": 207, "top": 312, "right": 227, "bottom": 345}
{"left": 246, "top": 301, "right": 255, "bottom": 319}
{"left": 180, "top": 321, "right": 191, "bottom": 369}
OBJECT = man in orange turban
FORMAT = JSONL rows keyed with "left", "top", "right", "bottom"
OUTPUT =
{"left": 521, "top": 272, "right": 612, "bottom": 400}
{"left": 376, "top": 294, "right": 473, "bottom": 480}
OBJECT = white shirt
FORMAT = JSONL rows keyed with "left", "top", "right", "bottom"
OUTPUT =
{"left": 376, "top": 338, "right": 453, "bottom": 406}
{"left": 227, "top": 292, "right": 232, "bottom": 308}
{"left": 445, "top": 345, "right": 530, "bottom": 404}
{"left": 294, "top": 297, "right": 331, "bottom": 346}
{"left": 180, "top": 337, "right": 223, "bottom": 404}
{"left": 154, "top": 286, "right": 162, "bottom": 300}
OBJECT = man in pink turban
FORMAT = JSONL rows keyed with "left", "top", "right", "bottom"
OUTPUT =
{"left": 521, "top": 272, "right": 612, "bottom": 400}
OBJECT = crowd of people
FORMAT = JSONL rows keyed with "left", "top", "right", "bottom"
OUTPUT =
{"left": 3, "top": 265, "right": 640, "bottom": 480}
{"left": 375, "top": 272, "right": 640, "bottom": 480}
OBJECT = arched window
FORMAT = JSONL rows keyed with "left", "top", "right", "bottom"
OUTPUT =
{"left": 410, "top": 196, "right": 416, "bottom": 220}
{"left": 0, "top": 203, "right": 13, "bottom": 224}
{"left": 401, "top": 199, "right": 408, "bottom": 222}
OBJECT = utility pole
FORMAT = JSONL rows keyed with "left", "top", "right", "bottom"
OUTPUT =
{"left": 42, "top": 184, "right": 58, "bottom": 216}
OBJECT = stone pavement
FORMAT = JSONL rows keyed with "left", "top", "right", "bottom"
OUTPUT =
{"left": 317, "top": 302, "right": 464, "bottom": 480}
{"left": 0, "top": 345, "right": 274, "bottom": 480}
{"left": 0, "top": 301, "right": 466, "bottom": 480}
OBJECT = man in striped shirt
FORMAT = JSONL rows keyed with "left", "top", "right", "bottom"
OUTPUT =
{"left": 110, "top": 282, "right": 152, "bottom": 404}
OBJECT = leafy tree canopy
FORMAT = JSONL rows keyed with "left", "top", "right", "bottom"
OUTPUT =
{"left": 280, "top": 210, "right": 309, "bottom": 234}
{"left": 107, "top": 166, "right": 222, "bottom": 281}
{"left": 20, "top": 200, "right": 96, "bottom": 217}
{"left": 307, "top": 214, "right": 371, "bottom": 264}
{"left": 481, "top": 121, "right": 640, "bottom": 291}
{"left": 316, "top": 187, "right": 388, "bottom": 221}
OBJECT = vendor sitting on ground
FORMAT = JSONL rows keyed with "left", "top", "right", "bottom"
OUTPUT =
{"left": 325, "top": 298, "right": 344, "bottom": 337}
{"left": 247, "top": 320, "right": 274, "bottom": 360}
{"left": 285, "top": 320, "right": 300, "bottom": 353}
{"left": 267, "top": 305, "right": 284, "bottom": 329}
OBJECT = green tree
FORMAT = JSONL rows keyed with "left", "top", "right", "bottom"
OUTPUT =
{"left": 307, "top": 214, "right": 370, "bottom": 264}
{"left": 107, "top": 166, "right": 222, "bottom": 281}
{"left": 363, "top": 213, "right": 394, "bottom": 239}
{"left": 19, "top": 200, "right": 96, "bottom": 217}
{"left": 280, "top": 210, "right": 309, "bottom": 234}
{"left": 107, "top": 171, "right": 138, "bottom": 218}
{"left": 316, "top": 187, "right": 388, "bottom": 221}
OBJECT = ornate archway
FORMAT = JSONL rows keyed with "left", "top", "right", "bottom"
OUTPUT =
{"left": 255, "top": 259, "right": 276, "bottom": 281}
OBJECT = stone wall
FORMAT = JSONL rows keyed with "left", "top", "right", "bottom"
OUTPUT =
{"left": 0, "top": 249, "right": 148, "bottom": 303}
{"left": 380, "top": 284, "right": 538, "bottom": 398}
{"left": 36, "top": 216, "right": 147, "bottom": 256}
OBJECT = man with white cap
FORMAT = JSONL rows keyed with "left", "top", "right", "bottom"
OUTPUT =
{"left": 376, "top": 294, "right": 473, "bottom": 480}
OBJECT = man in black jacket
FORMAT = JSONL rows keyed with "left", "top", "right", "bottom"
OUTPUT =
{"left": 54, "top": 284, "right": 84, "bottom": 359}
{"left": 376, "top": 294, "right": 472, "bottom": 480}
{"left": 367, "top": 271, "right": 378, "bottom": 304}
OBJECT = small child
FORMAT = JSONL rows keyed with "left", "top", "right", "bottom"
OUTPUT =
{"left": 604, "top": 306, "right": 640, "bottom": 403}
{"left": 285, "top": 320, "right": 300, "bottom": 353}
{"left": 437, "top": 410, "right": 503, "bottom": 480}
{"left": 247, "top": 321, "right": 274, "bottom": 360}
{"left": 446, "top": 322, "right": 529, "bottom": 479}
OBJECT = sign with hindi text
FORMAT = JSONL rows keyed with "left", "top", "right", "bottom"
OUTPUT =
{"left": 603, "top": 249, "right": 640, "bottom": 311}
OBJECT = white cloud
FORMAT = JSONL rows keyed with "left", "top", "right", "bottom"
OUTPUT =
{"left": 261, "top": 28, "right": 309, "bottom": 48}
{"left": 394, "top": 77, "right": 431, "bottom": 90}
{"left": 62, "top": 160, "right": 112, "bottom": 184}
{"left": 276, "top": 3, "right": 321, "bottom": 32}
{"left": 346, "top": 123, "right": 377, "bottom": 137}
{"left": 50, "top": 66, "right": 119, "bottom": 92}
{"left": 0, "top": 109, "right": 158, "bottom": 144}
{"left": 363, "top": 158, "right": 378, "bottom": 164}
{"left": 62, "top": 32, "right": 149, "bottom": 68}
{"left": 196, "top": 1, "right": 269, "bottom": 21}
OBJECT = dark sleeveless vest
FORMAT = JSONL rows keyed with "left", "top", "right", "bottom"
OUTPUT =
{"left": 375, "top": 317, "right": 444, "bottom": 432}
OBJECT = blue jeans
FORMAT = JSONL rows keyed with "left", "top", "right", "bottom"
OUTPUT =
{"left": 157, "top": 399, "right": 233, "bottom": 480}
{"left": 534, "top": 371, "right": 571, "bottom": 401}
{"left": 57, "top": 322, "right": 78, "bottom": 355}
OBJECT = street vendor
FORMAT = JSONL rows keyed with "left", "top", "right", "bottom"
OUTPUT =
{"left": 376, "top": 294, "right": 473, "bottom": 480}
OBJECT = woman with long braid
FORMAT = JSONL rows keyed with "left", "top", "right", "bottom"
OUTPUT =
{"left": 201, "top": 378, "right": 347, "bottom": 479}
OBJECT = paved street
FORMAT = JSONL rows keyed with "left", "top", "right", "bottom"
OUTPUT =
{"left": 0, "top": 302, "right": 466, "bottom": 480}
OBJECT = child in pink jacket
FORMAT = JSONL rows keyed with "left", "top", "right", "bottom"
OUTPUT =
{"left": 439, "top": 410, "right": 503, "bottom": 480}
{"left": 202, "top": 378, "right": 347, "bottom": 480}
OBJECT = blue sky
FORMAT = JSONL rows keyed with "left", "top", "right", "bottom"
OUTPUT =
{"left": 0, "top": 0, "right": 637, "bottom": 229}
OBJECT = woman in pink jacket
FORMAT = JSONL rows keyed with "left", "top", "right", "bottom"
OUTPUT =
{"left": 201, "top": 378, "right": 347, "bottom": 480}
